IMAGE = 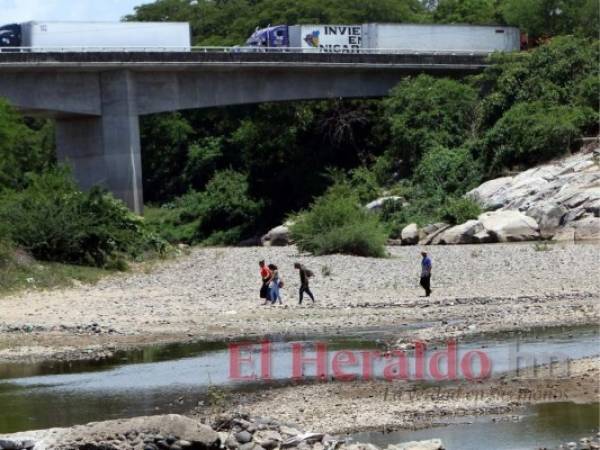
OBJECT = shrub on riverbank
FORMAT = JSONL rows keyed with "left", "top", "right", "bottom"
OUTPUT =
{"left": 0, "top": 168, "right": 168, "bottom": 268}
{"left": 147, "top": 169, "right": 263, "bottom": 245}
{"left": 441, "top": 197, "right": 482, "bottom": 225}
{"left": 482, "top": 102, "right": 593, "bottom": 173}
{"left": 290, "top": 184, "right": 388, "bottom": 257}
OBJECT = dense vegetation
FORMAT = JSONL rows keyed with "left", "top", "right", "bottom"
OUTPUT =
{"left": 125, "top": 0, "right": 597, "bottom": 253}
{"left": 0, "top": 167, "right": 168, "bottom": 271}
{"left": 0, "top": 0, "right": 597, "bottom": 263}
{"left": 290, "top": 183, "right": 389, "bottom": 257}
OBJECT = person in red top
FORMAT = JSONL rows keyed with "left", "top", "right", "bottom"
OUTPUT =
{"left": 259, "top": 260, "right": 272, "bottom": 305}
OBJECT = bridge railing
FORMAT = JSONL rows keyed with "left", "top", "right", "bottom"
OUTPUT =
{"left": 0, "top": 46, "right": 493, "bottom": 56}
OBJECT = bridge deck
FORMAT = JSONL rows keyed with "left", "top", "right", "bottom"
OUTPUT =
{"left": 0, "top": 51, "right": 489, "bottom": 71}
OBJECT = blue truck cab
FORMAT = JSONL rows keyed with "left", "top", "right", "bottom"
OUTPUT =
{"left": 0, "top": 23, "right": 22, "bottom": 48}
{"left": 246, "top": 25, "right": 289, "bottom": 48}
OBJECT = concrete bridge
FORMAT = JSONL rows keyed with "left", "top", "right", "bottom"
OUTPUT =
{"left": 0, "top": 51, "right": 490, "bottom": 212}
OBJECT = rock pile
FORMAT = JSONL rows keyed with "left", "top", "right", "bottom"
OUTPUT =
{"left": 212, "top": 413, "right": 360, "bottom": 450}
{"left": 0, "top": 415, "right": 444, "bottom": 450}
{"left": 400, "top": 148, "right": 600, "bottom": 245}
{"left": 467, "top": 148, "right": 600, "bottom": 242}
{"left": 556, "top": 433, "right": 600, "bottom": 449}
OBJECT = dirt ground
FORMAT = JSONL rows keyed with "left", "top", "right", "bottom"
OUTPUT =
{"left": 0, "top": 243, "right": 598, "bottom": 363}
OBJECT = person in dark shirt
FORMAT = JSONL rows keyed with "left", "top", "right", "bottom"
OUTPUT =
{"left": 294, "top": 262, "right": 315, "bottom": 305}
{"left": 420, "top": 251, "right": 432, "bottom": 297}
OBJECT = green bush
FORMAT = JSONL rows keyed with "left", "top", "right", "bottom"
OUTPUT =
{"left": 347, "top": 167, "right": 381, "bottom": 204}
{"left": 0, "top": 99, "right": 54, "bottom": 191}
{"left": 575, "top": 74, "right": 600, "bottom": 112}
{"left": 0, "top": 240, "right": 12, "bottom": 268}
{"left": 147, "top": 170, "right": 263, "bottom": 245}
{"left": 478, "top": 37, "right": 599, "bottom": 128}
{"left": 441, "top": 197, "right": 482, "bottom": 225}
{"left": 381, "top": 195, "right": 442, "bottom": 237}
{"left": 483, "top": 101, "right": 592, "bottom": 172}
{"left": 326, "top": 166, "right": 381, "bottom": 204}
{"left": 0, "top": 168, "right": 167, "bottom": 268}
{"left": 384, "top": 75, "right": 478, "bottom": 173}
{"left": 413, "top": 146, "right": 483, "bottom": 197}
{"left": 501, "top": 0, "right": 599, "bottom": 39}
{"left": 433, "top": 0, "right": 497, "bottom": 24}
{"left": 290, "top": 184, "right": 388, "bottom": 257}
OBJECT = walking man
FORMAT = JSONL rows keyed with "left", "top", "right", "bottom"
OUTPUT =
{"left": 420, "top": 251, "right": 432, "bottom": 297}
{"left": 294, "top": 262, "right": 315, "bottom": 305}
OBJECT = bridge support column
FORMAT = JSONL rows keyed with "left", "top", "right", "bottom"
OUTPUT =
{"left": 55, "top": 70, "right": 143, "bottom": 214}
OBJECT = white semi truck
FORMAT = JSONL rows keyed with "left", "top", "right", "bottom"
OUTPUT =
{"left": 0, "top": 21, "right": 191, "bottom": 51}
{"left": 246, "top": 23, "right": 522, "bottom": 53}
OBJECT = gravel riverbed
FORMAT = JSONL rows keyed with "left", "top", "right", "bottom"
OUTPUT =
{"left": 0, "top": 242, "right": 598, "bottom": 362}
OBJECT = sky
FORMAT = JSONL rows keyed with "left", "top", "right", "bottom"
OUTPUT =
{"left": 0, "top": 0, "right": 155, "bottom": 24}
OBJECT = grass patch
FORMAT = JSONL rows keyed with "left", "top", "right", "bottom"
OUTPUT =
{"left": 0, "top": 258, "right": 111, "bottom": 296}
{"left": 533, "top": 241, "right": 553, "bottom": 252}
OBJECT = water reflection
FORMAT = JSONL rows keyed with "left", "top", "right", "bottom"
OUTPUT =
{"left": 350, "top": 402, "right": 600, "bottom": 450}
{"left": 0, "top": 328, "right": 598, "bottom": 434}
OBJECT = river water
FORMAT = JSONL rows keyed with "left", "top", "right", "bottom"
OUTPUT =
{"left": 0, "top": 326, "right": 598, "bottom": 448}
{"left": 350, "top": 402, "right": 599, "bottom": 450}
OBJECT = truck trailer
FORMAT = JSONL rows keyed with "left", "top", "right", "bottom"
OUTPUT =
{"left": 246, "top": 23, "right": 521, "bottom": 53}
{"left": 0, "top": 21, "right": 191, "bottom": 51}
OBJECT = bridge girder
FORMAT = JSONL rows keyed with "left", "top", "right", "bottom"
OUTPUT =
{"left": 0, "top": 52, "right": 489, "bottom": 212}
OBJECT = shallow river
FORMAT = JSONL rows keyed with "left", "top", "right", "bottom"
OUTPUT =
{"left": 0, "top": 326, "right": 598, "bottom": 448}
{"left": 350, "top": 402, "right": 599, "bottom": 450}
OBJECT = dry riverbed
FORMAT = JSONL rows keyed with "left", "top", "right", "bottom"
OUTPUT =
{"left": 0, "top": 243, "right": 598, "bottom": 363}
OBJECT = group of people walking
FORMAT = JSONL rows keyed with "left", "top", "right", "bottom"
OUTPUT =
{"left": 258, "top": 260, "right": 316, "bottom": 305}
{"left": 258, "top": 251, "right": 433, "bottom": 305}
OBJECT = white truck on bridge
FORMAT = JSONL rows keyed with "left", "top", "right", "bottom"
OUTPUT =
{"left": 0, "top": 21, "right": 191, "bottom": 51}
{"left": 246, "top": 23, "right": 522, "bottom": 53}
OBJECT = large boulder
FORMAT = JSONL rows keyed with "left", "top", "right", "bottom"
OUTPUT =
{"left": 261, "top": 225, "right": 291, "bottom": 246}
{"left": 365, "top": 196, "right": 404, "bottom": 212}
{"left": 478, "top": 210, "right": 540, "bottom": 242}
{"left": 401, "top": 223, "right": 419, "bottom": 245}
{"left": 526, "top": 202, "right": 568, "bottom": 237}
{"left": 466, "top": 176, "right": 513, "bottom": 210}
{"left": 466, "top": 149, "right": 600, "bottom": 241}
{"left": 419, "top": 223, "right": 451, "bottom": 245}
{"left": 560, "top": 216, "right": 600, "bottom": 241}
{"left": 436, "top": 220, "right": 485, "bottom": 245}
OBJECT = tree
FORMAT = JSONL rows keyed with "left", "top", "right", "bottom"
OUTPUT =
{"left": 413, "top": 146, "right": 482, "bottom": 197}
{"left": 384, "top": 75, "right": 479, "bottom": 174}
{"left": 128, "top": 0, "right": 427, "bottom": 46}
{"left": 0, "top": 99, "right": 54, "bottom": 191}
{"left": 151, "top": 169, "right": 263, "bottom": 245}
{"left": 433, "top": 0, "right": 499, "bottom": 24}
{"left": 140, "top": 112, "right": 196, "bottom": 202}
{"left": 477, "top": 36, "right": 599, "bottom": 128}
{"left": 482, "top": 101, "right": 592, "bottom": 172}
{"left": 501, "top": 0, "right": 599, "bottom": 39}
